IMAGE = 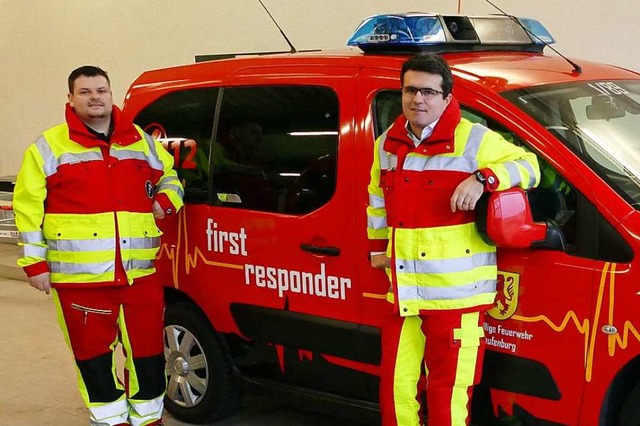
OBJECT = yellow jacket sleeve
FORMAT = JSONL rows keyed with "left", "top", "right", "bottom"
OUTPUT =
{"left": 13, "top": 140, "right": 49, "bottom": 274}
{"left": 478, "top": 130, "right": 541, "bottom": 191}
{"left": 367, "top": 135, "right": 389, "bottom": 252}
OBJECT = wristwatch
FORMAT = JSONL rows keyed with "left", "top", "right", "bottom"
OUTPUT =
{"left": 474, "top": 170, "right": 487, "bottom": 185}
{"left": 474, "top": 170, "right": 497, "bottom": 190}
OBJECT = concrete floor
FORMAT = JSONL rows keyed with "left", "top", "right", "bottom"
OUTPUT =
{"left": 0, "top": 243, "right": 365, "bottom": 425}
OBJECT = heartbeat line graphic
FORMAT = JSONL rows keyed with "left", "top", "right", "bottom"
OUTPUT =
{"left": 158, "top": 213, "right": 640, "bottom": 380}
{"left": 156, "top": 207, "right": 244, "bottom": 289}
{"left": 513, "top": 262, "right": 640, "bottom": 381}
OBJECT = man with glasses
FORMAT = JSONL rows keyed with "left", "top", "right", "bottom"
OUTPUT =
{"left": 367, "top": 54, "right": 539, "bottom": 426}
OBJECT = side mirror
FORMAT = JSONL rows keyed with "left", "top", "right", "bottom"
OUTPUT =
{"left": 476, "top": 188, "right": 565, "bottom": 250}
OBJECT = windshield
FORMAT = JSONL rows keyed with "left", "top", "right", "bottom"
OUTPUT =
{"left": 502, "top": 80, "right": 640, "bottom": 207}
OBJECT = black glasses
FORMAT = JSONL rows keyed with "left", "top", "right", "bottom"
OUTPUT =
{"left": 402, "top": 86, "right": 444, "bottom": 98}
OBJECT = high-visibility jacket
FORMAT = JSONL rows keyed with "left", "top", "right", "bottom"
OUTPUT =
{"left": 14, "top": 104, "right": 184, "bottom": 286}
{"left": 367, "top": 99, "right": 540, "bottom": 316}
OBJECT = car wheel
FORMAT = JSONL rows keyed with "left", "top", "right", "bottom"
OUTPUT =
{"left": 164, "top": 302, "right": 240, "bottom": 423}
{"left": 617, "top": 383, "right": 640, "bottom": 426}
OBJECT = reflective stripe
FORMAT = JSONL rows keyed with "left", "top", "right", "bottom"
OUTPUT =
{"left": 123, "top": 259, "right": 154, "bottom": 271}
{"left": 21, "top": 245, "right": 47, "bottom": 258}
{"left": 368, "top": 214, "right": 387, "bottom": 230}
{"left": 369, "top": 194, "right": 385, "bottom": 208}
{"left": 397, "top": 279, "right": 496, "bottom": 301}
{"left": 517, "top": 158, "right": 538, "bottom": 188}
{"left": 378, "top": 132, "right": 398, "bottom": 170}
{"left": 400, "top": 123, "right": 486, "bottom": 172}
{"left": 397, "top": 252, "right": 496, "bottom": 274}
{"left": 88, "top": 397, "right": 129, "bottom": 426}
{"left": 19, "top": 230, "right": 44, "bottom": 244}
{"left": 157, "top": 181, "right": 184, "bottom": 199}
{"left": 503, "top": 161, "right": 522, "bottom": 188}
{"left": 120, "top": 237, "right": 161, "bottom": 250}
{"left": 59, "top": 151, "right": 102, "bottom": 166}
{"left": 463, "top": 124, "right": 488, "bottom": 159}
{"left": 110, "top": 148, "right": 148, "bottom": 162}
{"left": 34, "top": 136, "right": 58, "bottom": 178}
{"left": 404, "top": 155, "right": 476, "bottom": 173}
{"left": 143, "top": 132, "right": 166, "bottom": 171}
{"left": 49, "top": 260, "right": 115, "bottom": 274}
{"left": 380, "top": 153, "right": 398, "bottom": 171}
{"left": 48, "top": 238, "right": 116, "bottom": 252}
{"left": 128, "top": 394, "right": 164, "bottom": 426}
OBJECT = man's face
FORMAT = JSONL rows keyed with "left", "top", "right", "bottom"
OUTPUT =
{"left": 67, "top": 75, "right": 113, "bottom": 122}
{"left": 401, "top": 70, "right": 452, "bottom": 135}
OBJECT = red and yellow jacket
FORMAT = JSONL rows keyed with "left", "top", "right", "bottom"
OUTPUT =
{"left": 14, "top": 104, "right": 184, "bottom": 286}
{"left": 367, "top": 99, "right": 539, "bottom": 316}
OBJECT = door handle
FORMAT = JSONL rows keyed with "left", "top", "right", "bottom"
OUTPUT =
{"left": 300, "top": 244, "right": 340, "bottom": 256}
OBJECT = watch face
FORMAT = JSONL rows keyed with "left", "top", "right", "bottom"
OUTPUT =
{"left": 487, "top": 176, "right": 496, "bottom": 184}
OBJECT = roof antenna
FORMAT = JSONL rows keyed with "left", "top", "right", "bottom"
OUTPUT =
{"left": 484, "top": 0, "right": 582, "bottom": 75}
{"left": 258, "top": 0, "right": 298, "bottom": 53}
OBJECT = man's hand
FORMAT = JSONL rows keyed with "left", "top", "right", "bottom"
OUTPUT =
{"left": 28, "top": 272, "right": 51, "bottom": 295}
{"left": 152, "top": 200, "right": 165, "bottom": 219}
{"left": 371, "top": 253, "right": 391, "bottom": 269}
{"left": 451, "top": 175, "right": 484, "bottom": 212}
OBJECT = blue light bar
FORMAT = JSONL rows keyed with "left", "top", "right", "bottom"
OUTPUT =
{"left": 347, "top": 14, "right": 446, "bottom": 46}
{"left": 516, "top": 17, "right": 556, "bottom": 44}
{"left": 347, "top": 13, "right": 555, "bottom": 54}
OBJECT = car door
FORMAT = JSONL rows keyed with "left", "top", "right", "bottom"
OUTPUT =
{"left": 454, "top": 84, "right": 618, "bottom": 425}
{"left": 205, "top": 66, "right": 371, "bottom": 398}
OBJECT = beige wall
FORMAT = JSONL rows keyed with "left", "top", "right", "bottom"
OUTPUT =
{"left": 1, "top": 0, "right": 638, "bottom": 176}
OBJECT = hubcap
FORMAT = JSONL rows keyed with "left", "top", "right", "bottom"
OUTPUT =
{"left": 164, "top": 324, "right": 209, "bottom": 407}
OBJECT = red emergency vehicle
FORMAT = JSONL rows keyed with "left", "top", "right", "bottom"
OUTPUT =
{"left": 122, "top": 13, "right": 640, "bottom": 425}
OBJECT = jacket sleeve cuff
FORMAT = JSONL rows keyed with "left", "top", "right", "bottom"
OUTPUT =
{"left": 368, "top": 239, "right": 388, "bottom": 253}
{"left": 154, "top": 193, "right": 175, "bottom": 216}
{"left": 24, "top": 261, "right": 50, "bottom": 277}
{"left": 478, "top": 168, "right": 500, "bottom": 192}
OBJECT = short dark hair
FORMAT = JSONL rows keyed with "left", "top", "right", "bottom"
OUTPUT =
{"left": 400, "top": 54, "right": 453, "bottom": 97}
{"left": 68, "top": 65, "right": 110, "bottom": 93}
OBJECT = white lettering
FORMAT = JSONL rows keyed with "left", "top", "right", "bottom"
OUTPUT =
{"left": 277, "top": 269, "right": 289, "bottom": 297}
{"left": 290, "top": 271, "right": 301, "bottom": 293}
{"left": 266, "top": 267, "right": 277, "bottom": 289}
{"left": 245, "top": 262, "right": 352, "bottom": 301}
{"left": 314, "top": 264, "right": 327, "bottom": 297}
{"left": 244, "top": 264, "right": 254, "bottom": 285}
{"left": 485, "top": 336, "right": 517, "bottom": 353}
{"left": 327, "top": 276, "right": 339, "bottom": 299}
{"left": 204, "top": 220, "right": 248, "bottom": 256}
{"left": 255, "top": 265, "right": 266, "bottom": 287}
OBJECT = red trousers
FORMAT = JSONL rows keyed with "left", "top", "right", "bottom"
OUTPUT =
{"left": 52, "top": 275, "right": 165, "bottom": 426}
{"left": 379, "top": 310, "right": 486, "bottom": 426}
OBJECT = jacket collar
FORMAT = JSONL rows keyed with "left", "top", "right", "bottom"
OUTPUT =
{"left": 65, "top": 103, "right": 141, "bottom": 148}
{"left": 385, "top": 98, "right": 462, "bottom": 151}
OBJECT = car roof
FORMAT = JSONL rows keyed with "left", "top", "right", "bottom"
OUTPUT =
{"left": 127, "top": 48, "right": 640, "bottom": 98}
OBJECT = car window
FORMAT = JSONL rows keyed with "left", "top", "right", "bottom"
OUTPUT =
{"left": 134, "top": 88, "right": 219, "bottom": 203}
{"left": 212, "top": 85, "right": 339, "bottom": 214}
{"left": 502, "top": 81, "right": 640, "bottom": 208}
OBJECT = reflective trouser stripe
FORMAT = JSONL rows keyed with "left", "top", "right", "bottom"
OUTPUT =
{"left": 450, "top": 312, "right": 484, "bottom": 426}
{"left": 379, "top": 310, "right": 486, "bottom": 426}
{"left": 128, "top": 395, "right": 165, "bottom": 426}
{"left": 51, "top": 278, "right": 165, "bottom": 425}
{"left": 380, "top": 315, "right": 425, "bottom": 426}
{"left": 89, "top": 398, "right": 130, "bottom": 426}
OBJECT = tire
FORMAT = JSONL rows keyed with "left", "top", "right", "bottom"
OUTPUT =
{"left": 618, "top": 383, "right": 640, "bottom": 426}
{"left": 164, "top": 302, "right": 240, "bottom": 423}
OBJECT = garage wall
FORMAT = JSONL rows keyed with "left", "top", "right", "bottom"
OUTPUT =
{"left": 0, "top": 0, "right": 637, "bottom": 176}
